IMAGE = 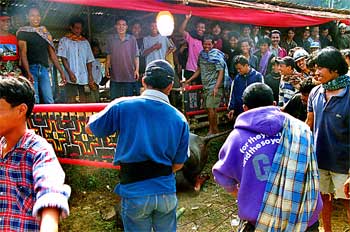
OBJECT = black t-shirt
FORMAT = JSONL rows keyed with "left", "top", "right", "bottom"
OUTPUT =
{"left": 17, "top": 31, "right": 49, "bottom": 67}
{"left": 264, "top": 72, "right": 281, "bottom": 102}
{"left": 283, "top": 93, "right": 307, "bottom": 121}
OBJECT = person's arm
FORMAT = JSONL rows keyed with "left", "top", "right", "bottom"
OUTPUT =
{"left": 179, "top": 13, "right": 191, "bottom": 36}
{"left": 134, "top": 56, "right": 139, "bottom": 80}
{"left": 143, "top": 42, "right": 161, "bottom": 57}
{"left": 344, "top": 177, "right": 350, "bottom": 199}
{"left": 213, "top": 69, "right": 224, "bottom": 97}
{"left": 184, "top": 67, "right": 201, "bottom": 84}
{"left": 48, "top": 46, "right": 67, "bottom": 85}
{"left": 40, "top": 207, "right": 60, "bottom": 232}
{"left": 305, "top": 112, "right": 314, "bottom": 131}
{"left": 172, "top": 163, "right": 184, "bottom": 173}
{"left": 105, "top": 54, "right": 111, "bottom": 78}
{"left": 60, "top": 57, "right": 76, "bottom": 83}
{"left": 18, "top": 40, "right": 33, "bottom": 82}
{"left": 86, "top": 62, "right": 95, "bottom": 90}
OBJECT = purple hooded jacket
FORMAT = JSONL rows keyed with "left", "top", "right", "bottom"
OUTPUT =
{"left": 212, "top": 106, "right": 322, "bottom": 226}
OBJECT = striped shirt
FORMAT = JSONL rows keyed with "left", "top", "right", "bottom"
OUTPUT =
{"left": 0, "top": 130, "right": 70, "bottom": 231}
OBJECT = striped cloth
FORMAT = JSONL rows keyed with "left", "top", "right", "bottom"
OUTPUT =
{"left": 255, "top": 115, "right": 319, "bottom": 232}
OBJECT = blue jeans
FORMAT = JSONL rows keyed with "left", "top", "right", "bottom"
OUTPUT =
{"left": 121, "top": 193, "right": 177, "bottom": 232}
{"left": 110, "top": 81, "right": 140, "bottom": 100}
{"left": 30, "top": 64, "right": 54, "bottom": 104}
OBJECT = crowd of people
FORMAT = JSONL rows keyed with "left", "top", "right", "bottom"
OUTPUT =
{"left": 0, "top": 3, "right": 349, "bottom": 232}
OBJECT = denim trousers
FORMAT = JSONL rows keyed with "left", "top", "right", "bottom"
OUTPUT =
{"left": 121, "top": 193, "right": 177, "bottom": 232}
{"left": 110, "top": 81, "right": 140, "bottom": 100}
{"left": 30, "top": 64, "right": 54, "bottom": 104}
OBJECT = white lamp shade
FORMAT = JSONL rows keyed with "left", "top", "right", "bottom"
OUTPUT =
{"left": 156, "top": 11, "right": 174, "bottom": 36}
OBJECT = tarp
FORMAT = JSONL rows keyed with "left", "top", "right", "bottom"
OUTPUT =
{"left": 48, "top": 0, "right": 343, "bottom": 27}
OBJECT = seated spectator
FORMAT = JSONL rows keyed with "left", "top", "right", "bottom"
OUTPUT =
{"left": 280, "top": 28, "right": 298, "bottom": 54}
{"left": 281, "top": 78, "right": 317, "bottom": 121}
{"left": 277, "top": 56, "right": 301, "bottom": 106}
{"left": 239, "top": 38, "right": 258, "bottom": 70}
{"left": 227, "top": 55, "right": 263, "bottom": 119}
{"left": 254, "top": 37, "right": 275, "bottom": 76}
{"left": 264, "top": 57, "right": 281, "bottom": 102}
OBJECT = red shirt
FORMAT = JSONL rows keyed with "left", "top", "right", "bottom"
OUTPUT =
{"left": 0, "top": 34, "right": 19, "bottom": 61}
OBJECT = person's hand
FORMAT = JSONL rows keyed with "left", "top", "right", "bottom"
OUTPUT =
{"left": 88, "top": 78, "right": 96, "bottom": 90}
{"left": 153, "top": 42, "right": 162, "bottom": 50}
{"left": 213, "top": 87, "right": 219, "bottom": 97}
{"left": 68, "top": 72, "right": 77, "bottom": 83}
{"left": 185, "top": 11, "right": 192, "bottom": 20}
{"left": 344, "top": 177, "right": 350, "bottom": 198}
{"left": 27, "top": 72, "right": 34, "bottom": 83}
{"left": 105, "top": 67, "right": 110, "bottom": 78}
{"left": 134, "top": 70, "right": 139, "bottom": 80}
{"left": 59, "top": 72, "right": 67, "bottom": 86}
{"left": 227, "top": 110, "right": 235, "bottom": 120}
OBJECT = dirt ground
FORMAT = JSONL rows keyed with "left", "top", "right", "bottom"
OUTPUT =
{"left": 59, "top": 137, "right": 349, "bottom": 232}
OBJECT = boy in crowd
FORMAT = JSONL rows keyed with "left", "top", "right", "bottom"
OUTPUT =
{"left": 0, "top": 76, "right": 70, "bottom": 231}
{"left": 213, "top": 83, "right": 322, "bottom": 232}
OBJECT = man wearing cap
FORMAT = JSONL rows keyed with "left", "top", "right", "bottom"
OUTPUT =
{"left": 86, "top": 59, "right": 190, "bottom": 232}
{"left": 310, "top": 41, "right": 321, "bottom": 53}
{"left": 335, "top": 22, "right": 350, "bottom": 50}
{"left": 0, "top": 11, "right": 21, "bottom": 75}
{"left": 269, "top": 30, "right": 287, "bottom": 58}
{"left": 277, "top": 56, "right": 301, "bottom": 106}
{"left": 293, "top": 48, "right": 311, "bottom": 78}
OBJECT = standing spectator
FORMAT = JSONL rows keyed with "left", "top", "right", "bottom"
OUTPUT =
{"left": 185, "top": 35, "right": 227, "bottom": 135}
{"left": 296, "top": 27, "right": 311, "bottom": 52}
{"left": 0, "top": 11, "right": 21, "bottom": 75}
{"left": 57, "top": 16, "right": 95, "bottom": 103}
{"left": 310, "top": 41, "right": 321, "bottom": 54}
{"left": 308, "top": 26, "right": 320, "bottom": 44}
{"left": 277, "top": 56, "right": 301, "bottom": 106}
{"left": 281, "top": 78, "right": 317, "bottom": 121}
{"left": 179, "top": 13, "right": 205, "bottom": 85}
{"left": 131, "top": 21, "right": 146, "bottom": 76}
{"left": 86, "top": 60, "right": 189, "bottom": 232}
{"left": 213, "top": 83, "right": 322, "bottom": 232}
{"left": 341, "top": 49, "right": 350, "bottom": 75}
{"left": 280, "top": 28, "right": 298, "bottom": 54}
{"left": 143, "top": 21, "right": 174, "bottom": 66}
{"left": 269, "top": 30, "right": 287, "bottom": 58}
{"left": 251, "top": 25, "right": 262, "bottom": 48}
{"left": 264, "top": 57, "right": 281, "bottom": 102}
{"left": 306, "top": 47, "right": 350, "bottom": 232}
{"left": 226, "top": 31, "right": 241, "bottom": 79}
{"left": 90, "top": 43, "right": 102, "bottom": 103}
{"left": 239, "top": 24, "right": 254, "bottom": 49}
{"left": 0, "top": 76, "right": 71, "bottom": 231}
{"left": 210, "top": 22, "right": 223, "bottom": 50}
{"left": 239, "top": 38, "right": 258, "bottom": 70}
{"left": 319, "top": 26, "right": 333, "bottom": 48}
{"left": 17, "top": 4, "right": 67, "bottom": 104}
{"left": 254, "top": 37, "right": 275, "bottom": 76}
{"left": 227, "top": 55, "right": 263, "bottom": 119}
{"left": 105, "top": 17, "right": 139, "bottom": 99}
{"left": 221, "top": 26, "right": 232, "bottom": 55}
{"left": 335, "top": 23, "right": 350, "bottom": 50}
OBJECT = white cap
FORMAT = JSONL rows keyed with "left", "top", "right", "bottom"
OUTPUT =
{"left": 339, "top": 23, "right": 347, "bottom": 29}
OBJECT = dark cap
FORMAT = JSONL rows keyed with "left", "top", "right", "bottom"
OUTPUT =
{"left": 276, "top": 56, "right": 295, "bottom": 69}
{"left": 144, "top": 60, "right": 174, "bottom": 89}
{"left": 0, "top": 11, "right": 10, "bottom": 20}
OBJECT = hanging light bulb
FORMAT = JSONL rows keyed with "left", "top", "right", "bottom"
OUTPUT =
{"left": 156, "top": 11, "right": 174, "bottom": 36}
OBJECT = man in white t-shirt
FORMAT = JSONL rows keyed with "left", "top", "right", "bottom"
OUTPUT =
{"left": 143, "top": 21, "right": 174, "bottom": 66}
{"left": 58, "top": 16, "right": 95, "bottom": 103}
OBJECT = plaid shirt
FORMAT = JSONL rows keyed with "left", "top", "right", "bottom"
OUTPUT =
{"left": 0, "top": 130, "right": 70, "bottom": 231}
{"left": 255, "top": 115, "right": 319, "bottom": 232}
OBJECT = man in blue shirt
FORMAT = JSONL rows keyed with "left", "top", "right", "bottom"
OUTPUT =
{"left": 86, "top": 60, "right": 190, "bottom": 232}
{"left": 228, "top": 55, "right": 264, "bottom": 119}
{"left": 306, "top": 47, "right": 350, "bottom": 232}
